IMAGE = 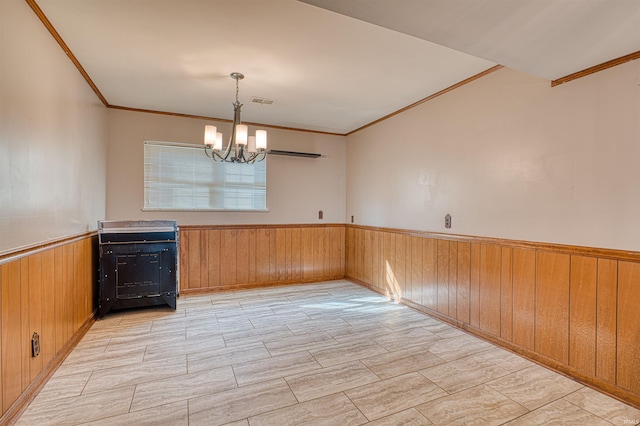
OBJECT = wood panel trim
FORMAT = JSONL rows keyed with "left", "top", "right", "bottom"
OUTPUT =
{"left": 347, "top": 65, "right": 504, "bottom": 135}
{"left": 25, "top": 0, "right": 109, "bottom": 107}
{"left": 107, "top": 105, "right": 346, "bottom": 136}
{"left": 180, "top": 223, "right": 346, "bottom": 231}
{"left": 0, "top": 232, "right": 97, "bottom": 265}
{"left": 0, "top": 309, "right": 96, "bottom": 426}
{"left": 551, "top": 51, "right": 640, "bottom": 87}
{"left": 346, "top": 224, "right": 640, "bottom": 262}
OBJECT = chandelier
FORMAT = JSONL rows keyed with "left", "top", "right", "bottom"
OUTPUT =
{"left": 204, "top": 72, "right": 267, "bottom": 163}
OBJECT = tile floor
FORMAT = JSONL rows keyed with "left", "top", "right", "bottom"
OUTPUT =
{"left": 17, "top": 280, "right": 640, "bottom": 425}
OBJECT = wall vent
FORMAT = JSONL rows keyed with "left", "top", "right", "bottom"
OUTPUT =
{"left": 267, "top": 150, "right": 321, "bottom": 158}
{"left": 250, "top": 97, "right": 274, "bottom": 105}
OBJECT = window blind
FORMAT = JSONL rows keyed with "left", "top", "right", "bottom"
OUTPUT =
{"left": 144, "top": 141, "right": 266, "bottom": 210}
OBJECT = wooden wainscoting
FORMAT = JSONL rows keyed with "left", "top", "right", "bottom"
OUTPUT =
{"left": 345, "top": 224, "right": 640, "bottom": 409}
{"left": 0, "top": 234, "right": 97, "bottom": 424}
{"left": 179, "top": 224, "right": 345, "bottom": 293}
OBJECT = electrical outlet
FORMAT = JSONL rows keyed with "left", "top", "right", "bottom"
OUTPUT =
{"left": 318, "top": 210, "right": 323, "bottom": 220}
{"left": 32, "top": 332, "right": 40, "bottom": 357}
{"left": 445, "top": 214, "right": 452, "bottom": 229}
{"left": 351, "top": 215, "right": 354, "bottom": 223}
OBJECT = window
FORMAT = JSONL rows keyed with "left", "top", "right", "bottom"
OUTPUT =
{"left": 143, "top": 141, "right": 266, "bottom": 210}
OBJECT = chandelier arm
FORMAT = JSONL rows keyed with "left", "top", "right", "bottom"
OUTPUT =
{"left": 247, "top": 152, "right": 265, "bottom": 164}
{"left": 204, "top": 146, "right": 225, "bottom": 162}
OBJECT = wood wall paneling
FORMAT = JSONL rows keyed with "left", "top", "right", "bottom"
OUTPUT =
{"left": 198, "top": 230, "right": 210, "bottom": 288}
{"left": 312, "top": 227, "right": 325, "bottom": 279}
{"left": 617, "top": 261, "right": 640, "bottom": 394}
{"left": 302, "top": 228, "right": 314, "bottom": 281}
{"left": 179, "top": 225, "right": 345, "bottom": 293}
{"left": 28, "top": 253, "right": 43, "bottom": 382}
{"left": 339, "top": 227, "right": 347, "bottom": 276}
{"left": 63, "top": 244, "right": 74, "bottom": 347}
{"left": 327, "top": 227, "right": 338, "bottom": 278}
{"left": 421, "top": 238, "right": 437, "bottom": 310}
{"left": 436, "top": 239, "right": 450, "bottom": 315}
{"left": 456, "top": 242, "right": 471, "bottom": 324}
{"left": 269, "top": 229, "right": 278, "bottom": 283}
{"left": 73, "top": 242, "right": 81, "bottom": 331}
{"left": 291, "top": 228, "right": 302, "bottom": 281}
{"left": 4, "top": 224, "right": 640, "bottom": 415}
{"left": 256, "top": 229, "right": 271, "bottom": 284}
{"left": 282, "top": 228, "right": 291, "bottom": 281}
{"left": 187, "top": 230, "right": 201, "bottom": 289}
{"left": 207, "top": 230, "right": 221, "bottom": 288}
{"left": 512, "top": 248, "right": 536, "bottom": 351}
{"left": 569, "top": 255, "right": 597, "bottom": 375}
{"left": 1, "top": 261, "right": 21, "bottom": 411}
{"left": 535, "top": 251, "right": 570, "bottom": 364}
{"left": 448, "top": 242, "right": 458, "bottom": 318}
{"left": 0, "top": 263, "right": 2, "bottom": 414}
{"left": 404, "top": 235, "right": 412, "bottom": 302}
{"left": 382, "top": 232, "right": 396, "bottom": 299}
{"left": 0, "top": 233, "right": 96, "bottom": 421}
{"left": 395, "top": 234, "right": 407, "bottom": 300}
{"left": 20, "top": 259, "right": 30, "bottom": 392}
{"left": 345, "top": 227, "right": 354, "bottom": 279}
{"left": 338, "top": 226, "right": 346, "bottom": 278}
{"left": 41, "top": 250, "right": 56, "bottom": 366}
{"left": 53, "top": 247, "right": 64, "bottom": 353}
{"left": 410, "top": 236, "right": 423, "bottom": 305}
{"left": 220, "top": 230, "right": 237, "bottom": 287}
{"left": 500, "top": 247, "right": 513, "bottom": 341}
{"left": 179, "top": 231, "right": 189, "bottom": 290}
{"left": 324, "top": 228, "right": 333, "bottom": 278}
{"left": 237, "top": 229, "right": 251, "bottom": 285}
{"left": 469, "top": 243, "right": 481, "bottom": 328}
{"left": 362, "top": 229, "right": 373, "bottom": 285}
{"left": 343, "top": 224, "right": 640, "bottom": 409}
{"left": 596, "top": 258, "right": 617, "bottom": 383}
{"left": 479, "top": 244, "right": 501, "bottom": 336}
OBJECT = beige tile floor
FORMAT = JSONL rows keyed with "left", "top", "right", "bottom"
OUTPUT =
{"left": 17, "top": 280, "right": 640, "bottom": 425}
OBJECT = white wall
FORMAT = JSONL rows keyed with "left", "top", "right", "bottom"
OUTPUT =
{"left": 0, "top": 0, "right": 107, "bottom": 256}
{"left": 346, "top": 62, "right": 640, "bottom": 251}
{"left": 106, "top": 109, "right": 346, "bottom": 225}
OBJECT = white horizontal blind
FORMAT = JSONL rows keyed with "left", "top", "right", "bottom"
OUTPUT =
{"left": 144, "top": 141, "right": 266, "bottom": 210}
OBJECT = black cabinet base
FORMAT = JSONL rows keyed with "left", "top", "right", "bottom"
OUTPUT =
{"left": 98, "top": 292, "right": 177, "bottom": 318}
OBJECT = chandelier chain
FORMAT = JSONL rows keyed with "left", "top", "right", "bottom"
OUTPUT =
{"left": 235, "top": 77, "right": 240, "bottom": 104}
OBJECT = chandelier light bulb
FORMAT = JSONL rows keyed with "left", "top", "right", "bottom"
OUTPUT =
{"left": 204, "top": 125, "right": 217, "bottom": 147}
{"left": 256, "top": 130, "right": 267, "bottom": 151}
{"left": 214, "top": 132, "right": 223, "bottom": 151}
{"left": 248, "top": 136, "right": 257, "bottom": 153}
{"left": 236, "top": 124, "right": 248, "bottom": 146}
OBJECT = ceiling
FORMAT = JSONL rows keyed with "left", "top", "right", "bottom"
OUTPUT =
{"left": 35, "top": 0, "right": 639, "bottom": 135}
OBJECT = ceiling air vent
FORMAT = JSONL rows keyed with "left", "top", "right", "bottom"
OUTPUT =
{"left": 250, "top": 97, "right": 274, "bottom": 105}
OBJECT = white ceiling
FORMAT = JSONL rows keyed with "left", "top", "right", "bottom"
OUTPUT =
{"left": 35, "top": 0, "right": 639, "bottom": 135}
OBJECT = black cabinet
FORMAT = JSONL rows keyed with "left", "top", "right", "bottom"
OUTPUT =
{"left": 98, "top": 220, "right": 178, "bottom": 317}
